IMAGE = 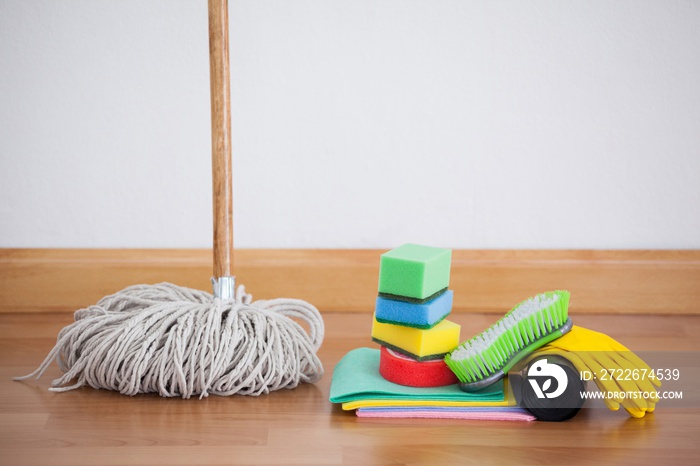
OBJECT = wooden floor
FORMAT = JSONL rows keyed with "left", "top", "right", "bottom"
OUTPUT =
{"left": 2, "top": 311, "right": 699, "bottom": 466}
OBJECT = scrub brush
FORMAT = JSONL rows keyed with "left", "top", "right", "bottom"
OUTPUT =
{"left": 445, "top": 290, "right": 572, "bottom": 392}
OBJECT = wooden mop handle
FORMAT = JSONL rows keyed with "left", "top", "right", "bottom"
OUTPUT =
{"left": 208, "top": 0, "right": 233, "bottom": 279}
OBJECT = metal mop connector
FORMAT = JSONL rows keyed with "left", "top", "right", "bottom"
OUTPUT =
{"left": 212, "top": 275, "right": 236, "bottom": 301}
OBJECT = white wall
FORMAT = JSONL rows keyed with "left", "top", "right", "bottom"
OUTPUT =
{"left": 1, "top": 0, "right": 699, "bottom": 249}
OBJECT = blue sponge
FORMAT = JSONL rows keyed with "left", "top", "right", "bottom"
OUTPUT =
{"left": 375, "top": 290, "right": 453, "bottom": 329}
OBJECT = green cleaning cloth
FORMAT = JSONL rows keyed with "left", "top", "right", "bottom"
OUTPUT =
{"left": 329, "top": 348, "right": 505, "bottom": 404}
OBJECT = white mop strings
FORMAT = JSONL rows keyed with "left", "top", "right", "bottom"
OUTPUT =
{"left": 15, "top": 283, "right": 324, "bottom": 398}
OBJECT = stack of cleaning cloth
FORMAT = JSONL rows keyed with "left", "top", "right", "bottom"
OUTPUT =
{"left": 329, "top": 244, "right": 535, "bottom": 421}
{"left": 329, "top": 348, "right": 532, "bottom": 420}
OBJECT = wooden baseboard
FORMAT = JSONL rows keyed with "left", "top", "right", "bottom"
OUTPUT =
{"left": 1, "top": 249, "right": 698, "bottom": 314}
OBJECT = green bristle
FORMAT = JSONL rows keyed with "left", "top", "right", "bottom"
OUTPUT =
{"left": 445, "top": 290, "right": 571, "bottom": 386}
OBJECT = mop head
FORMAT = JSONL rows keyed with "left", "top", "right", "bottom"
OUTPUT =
{"left": 16, "top": 283, "right": 324, "bottom": 398}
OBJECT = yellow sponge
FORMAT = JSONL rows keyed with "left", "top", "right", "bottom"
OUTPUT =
{"left": 371, "top": 315, "right": 461, "bottom": 361}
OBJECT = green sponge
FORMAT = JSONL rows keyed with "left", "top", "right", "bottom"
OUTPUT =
{"left": 378, "top": 244, "right": 451, "bottom": 300}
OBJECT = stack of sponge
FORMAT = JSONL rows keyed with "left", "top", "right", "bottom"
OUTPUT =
{"left": 371, "top": 244, "right": 461, "bottom": 387}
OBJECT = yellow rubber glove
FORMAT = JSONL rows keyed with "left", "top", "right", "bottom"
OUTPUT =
{"left": 530, "top": 347, "right": 647, "bottom": 418}
{"left": 528, "top": 326, "right": 661, "bottom": 418}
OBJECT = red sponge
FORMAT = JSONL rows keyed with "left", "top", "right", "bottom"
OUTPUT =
{"left": 379, "top": 346, "right": 458, "bottom": 388}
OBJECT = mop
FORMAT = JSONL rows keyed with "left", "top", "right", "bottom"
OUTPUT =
{"left": 15, "top": 0, "right": 324, "bottom": 398}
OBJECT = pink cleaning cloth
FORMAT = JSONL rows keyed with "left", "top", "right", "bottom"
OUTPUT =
{"left": 356, "top": 406, "right": 536, "bottom": 421}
